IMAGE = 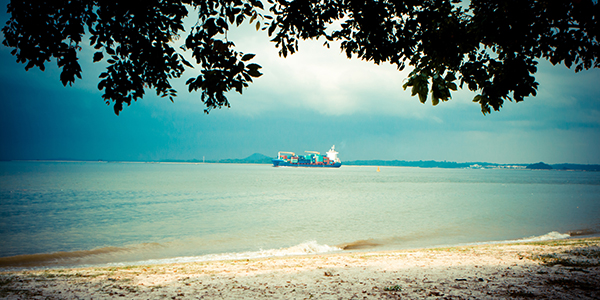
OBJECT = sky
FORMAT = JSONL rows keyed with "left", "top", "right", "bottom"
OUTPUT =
{"left": 1, "top": 2, "right": 600, "bottom": 164}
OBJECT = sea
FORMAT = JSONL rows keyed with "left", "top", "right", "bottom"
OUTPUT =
{"left": 1, "top": 161, "right": 599, "bottom": 271}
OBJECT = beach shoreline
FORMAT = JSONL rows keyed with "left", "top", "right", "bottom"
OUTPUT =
{"left": 1, "top": 238, "right": 599, "bottom": 299}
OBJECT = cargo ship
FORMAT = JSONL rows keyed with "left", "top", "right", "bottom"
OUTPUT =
{"left": 272, "top": 145, "right": 342, "bottom": 168}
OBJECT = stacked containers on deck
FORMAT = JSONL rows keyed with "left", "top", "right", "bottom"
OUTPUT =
{"left": 315, "top": 155, "right": 323, "bottom": 164}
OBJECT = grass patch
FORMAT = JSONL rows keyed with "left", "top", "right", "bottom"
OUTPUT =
{"left": 524, "top": 238, "right": 600, "bottom": 247}
{"left": 569, "top": 248, "right": 600, "bottom": 259}
{"left": 531, "top": 254, "right": 598, "bottom": 267}
{"left": 530, "top": 247, "right": 600, "bottom": 268}
{"left": 383, "top": 285, "right": 402, "bottom": 291}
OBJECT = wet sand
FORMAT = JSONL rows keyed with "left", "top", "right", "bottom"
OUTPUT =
{"left": 1, "top": 238, "right": 599, "bottom": 299}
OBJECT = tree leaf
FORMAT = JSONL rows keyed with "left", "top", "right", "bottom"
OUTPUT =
{"left": 241, "top": 54, "right": 255, "bottom": 61}
{"left": 248, "top": 69, "right": 262, "bottom": 77}
{"left": 247, "top": 63, "right": 262, "bottom": 70}
{"left": 180, "top": 55, "right": 194, "bottom": 68}
{"left": 93, "top": 51, "right": 103, "bottom": 62}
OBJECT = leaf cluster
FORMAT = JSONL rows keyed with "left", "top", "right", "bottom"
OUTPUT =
{"left": 265, "top": 0, "right": 599, "bottom": 114}
{"left": 183, "top": 0, "right": 265, "bottom": 113}
{"left": 2, "top": 0, "right": 265, "bottom": 115}
{"left": 3, "top": 0, "right": 599, "bottom": 115}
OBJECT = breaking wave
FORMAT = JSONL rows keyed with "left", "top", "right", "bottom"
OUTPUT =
{"left": 0, "top": 241, "right": 341, "bottom": 271}
{"left": 1, "top": 230, "right": 590, "bottom": 271}
{"left": 123, "top": 241, "right": 341, "bottom": 267}
{"left": 516, "top": 231, "right": 571, "bottom": 242}
{"left": 464, "top": 231, "right": 573, "bottom": 247}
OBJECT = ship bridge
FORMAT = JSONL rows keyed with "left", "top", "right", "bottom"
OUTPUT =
{"left": 326, "top": 145, "right": 340, "bottom": 163}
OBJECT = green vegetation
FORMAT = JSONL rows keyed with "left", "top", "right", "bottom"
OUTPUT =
{"left": 3, "top": 1, "right": 598, "bottom": 115}
{"left": 529, "top": 246, "right": 600, "bottom": 268}
{"left": 524, "top": 237, "right": 600, "bottom": 247}
{"left": 383, "top": 285, "right": 402, "bottom": 292}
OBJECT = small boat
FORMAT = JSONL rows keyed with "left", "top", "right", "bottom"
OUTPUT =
{"left": 272, "top": 145, "right": 342, "bottom": 168}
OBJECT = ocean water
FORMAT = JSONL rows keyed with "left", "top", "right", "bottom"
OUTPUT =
{"left": 1, "top": 161, "right": 599, "bottom": 270}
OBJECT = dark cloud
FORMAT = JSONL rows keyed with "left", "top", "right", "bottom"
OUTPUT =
{"left": 1, "top": 2, "right": 599, "bottom": 164}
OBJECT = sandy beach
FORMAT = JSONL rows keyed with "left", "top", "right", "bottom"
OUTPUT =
{"left": 1, "top": 238, "right": 599, "bottom": 299}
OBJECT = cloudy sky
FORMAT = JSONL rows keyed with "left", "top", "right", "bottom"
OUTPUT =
{"left": 1, "top": 2, "right": 599, "bottom": 164}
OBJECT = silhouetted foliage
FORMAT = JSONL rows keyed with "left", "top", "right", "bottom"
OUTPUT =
{"left": 2, "top": 0, "right": 265, "bottom": 115}
{"left": 3, "top": 0, "right": 599, "bottom": 115}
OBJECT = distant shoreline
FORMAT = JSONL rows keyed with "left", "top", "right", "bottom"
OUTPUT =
{"left": 3, "top": 158, "right": 599, "bottom": 171}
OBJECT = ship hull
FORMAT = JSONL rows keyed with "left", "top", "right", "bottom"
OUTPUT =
{"left": 272, "top": 159, "right": 341, "bottom": 168}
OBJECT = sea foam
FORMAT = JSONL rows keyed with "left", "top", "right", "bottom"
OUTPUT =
{"left": 517, "top": 231, "right": 571, "bottom": 242}
{"left": 109, "top": 241, "right": 342, "bottom": 267}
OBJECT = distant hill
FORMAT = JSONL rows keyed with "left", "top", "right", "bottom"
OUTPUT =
{"left": 526, "top": 162, "right": 553, "bottom": 170}
{"left": 525, "top": 162, "right": 600, "bottom": 171}
{"left": 218, "top": 153, "right": 272, "bottom": 164}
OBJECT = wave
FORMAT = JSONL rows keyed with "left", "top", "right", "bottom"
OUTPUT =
{"left": 461, "top": 231, "right": 574, "bottom": 247}
{"left": 0, "top": 241, "right": 341, "bottom": 271}
{"left": 0, "top": 243, "right": 165, "bottom": 269}
{"left": 515, "top": 231, "right": 571, "bottom": 242}
{"left": 1, "top": 230, "right": 589, "bottom": 271}
{"left": 0, "top": 246, "right": 126, "bottom": 268}
{"left": 337, "top": 230, "right": 580, "bottom": 253}
{"left": 116, "top": 241, "right": 342, "bottom": 267}
{"left": 337, "top": 239, "right": 381, "bottom": 250}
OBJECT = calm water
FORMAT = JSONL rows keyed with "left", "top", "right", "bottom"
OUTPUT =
{"left": 1, "top": 161, "right": 599, "bottom": 270}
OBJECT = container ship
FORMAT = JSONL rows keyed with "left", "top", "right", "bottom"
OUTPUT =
{"left": 272, "top": 145, "right": 342, "bottom": 168}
